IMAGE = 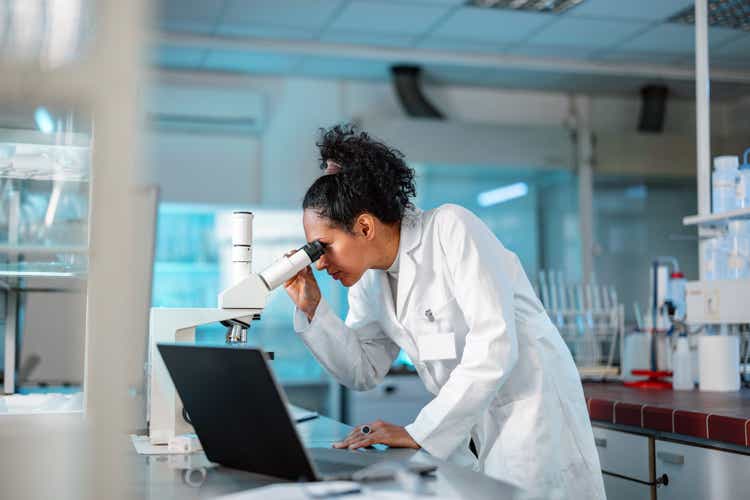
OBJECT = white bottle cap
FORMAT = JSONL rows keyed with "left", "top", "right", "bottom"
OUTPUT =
{"left": 713, "top": 156, "right": 739, "bottom": 170}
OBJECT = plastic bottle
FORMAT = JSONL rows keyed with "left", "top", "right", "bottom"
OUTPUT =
{"left": 737, "top": 148, "right": 750, "bottom": 254}
{"left": 736, "top": 148, "right": 750, "bottom": 209}
{"left": 703, "top": 237, "right": 728, "bottom": 280}
{"left": 725, "top": 221, "right": 750, "bottom": 280}
{"left": 712, "top": 155, "right": 739, "bottom": 214}
{"left": 672, "top": 335, "right": 693, "bottom": 390}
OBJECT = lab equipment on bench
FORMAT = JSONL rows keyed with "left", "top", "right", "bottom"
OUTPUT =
{"left": 737, "top": 148, "right": 750, "bottom": 210}
{"left": 712, "top": 155, "right": 740, "bottom": 214}
{"left": 698, "top": 334, "right": 740, "bottom": 392}
{"left": 537, "top": 269, "right": 624, "bottom": 379}
{"left": 623, "top": 257, "right": 683, "bottom": 389}
{"left": 147, "top": 211, "right": 325, "bottom": 445}
{"left": 157, "top": 343, "right": 438, "bottom": 481}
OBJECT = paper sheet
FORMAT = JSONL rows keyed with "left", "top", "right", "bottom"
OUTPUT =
{"left": 215, "top": 482, "right": 454, "bottom": 500}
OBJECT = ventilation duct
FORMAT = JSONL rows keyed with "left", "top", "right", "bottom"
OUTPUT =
{"left": 390, "top": 65, "right": 444, "bottom": 119}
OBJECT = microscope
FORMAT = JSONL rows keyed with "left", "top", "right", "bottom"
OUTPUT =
{"left": 147, "top": 212, "right": 325, "bottom": 445}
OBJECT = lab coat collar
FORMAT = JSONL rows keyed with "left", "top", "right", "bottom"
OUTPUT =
{"left": 395, "top": 208, "right": 423, "bottom": 320}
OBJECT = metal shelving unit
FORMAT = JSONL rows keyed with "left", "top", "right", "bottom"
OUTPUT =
{"left": 683, "top": 207, "right": 750, "bottom": 228}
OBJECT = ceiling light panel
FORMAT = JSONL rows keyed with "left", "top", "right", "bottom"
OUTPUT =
{"left": 670, "top": 0, "right": 750, "bottom": 31}
{"left": 466, "top": 0, "right": 585, "bottom": 14}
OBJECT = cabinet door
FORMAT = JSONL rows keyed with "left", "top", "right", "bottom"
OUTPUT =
{"left": 592, "top": 426, "right": 652, "bottom": 482}
{"left": 655, "top": 440, "right": 750, "bottom": 500}
{"left": 603, "top": 473, "right": 653, "bottom": 500}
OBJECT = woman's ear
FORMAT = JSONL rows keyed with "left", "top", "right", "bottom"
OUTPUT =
{"left": 356, "top": 213, "right": 376, "bottom": 241}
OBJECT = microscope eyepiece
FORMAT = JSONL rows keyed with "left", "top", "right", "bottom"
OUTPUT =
{"left": 301, "top": 240, "right": 326, "bottom": 263}
{"left": 258, "top": 239, "right": 327, "bottom": 291}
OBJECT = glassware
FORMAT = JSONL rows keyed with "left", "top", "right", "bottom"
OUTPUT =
{"left": 703, "top": 236, "right": 728, "bottom": 280}
{"left": 712, "top": 155, "right": 739, "bottom": 214}
{"left": 725, "top": 221, "right": 750, "bottom": 280}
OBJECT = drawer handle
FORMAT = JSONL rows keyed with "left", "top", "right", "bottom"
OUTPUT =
{"left": 594, "top": 437, "right": 607, "bottom": 448}
{"left": 657, "top": 451, "right": 685, "bottom": 465}
{"left": 383, "top": 385, "right": 398, "bottom": 395}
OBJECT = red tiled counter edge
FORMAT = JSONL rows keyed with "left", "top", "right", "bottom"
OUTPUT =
{"left": 586, "top": 397, "right": 750, "bottom": 448}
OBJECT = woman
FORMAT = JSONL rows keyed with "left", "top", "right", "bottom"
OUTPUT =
{"left": 285, "top": 125, "right": 605, "bottom": 499}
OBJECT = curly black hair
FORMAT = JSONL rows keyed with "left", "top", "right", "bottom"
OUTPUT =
{"left": 302, "top": 124, "right": 416, "bottom": 231}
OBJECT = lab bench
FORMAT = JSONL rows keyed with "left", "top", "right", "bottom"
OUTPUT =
{"left": 132, "top": 411, "right": 517, "bottom": 499}
{"left": 584, "top": 382, "right": 750, "bottom": 499}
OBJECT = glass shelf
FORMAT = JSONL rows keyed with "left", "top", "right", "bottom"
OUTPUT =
{"left": 683, "top": 207, "right": 750, "bottom": 227}
{"left": 0, "top": 244, "right": 88, "bottom": 256}
{"left": 0, "top": 128, "right": 90, "bottom": 182}
{"left": 0, "top": 261, "right": 87, "bottom": 278}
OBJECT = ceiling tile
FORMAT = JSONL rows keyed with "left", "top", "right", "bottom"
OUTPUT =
{"left": 369, "top": 0, "right": 465, "bottom": 4}
{"left": 416, "top": 37, "right": 507, "bottom": 53}
{"left": 202, "top": 50, "right": 303, "bottom": 75}
{"left": 220, "top": 0, "right": 344, "bottom": 32}
{"left": 319, "top": 30, "right": 417, "bottom": 48}
{"left": 151, "top": 46, "right": 207, "bottom": 69}
{"left": 431, "top": 7, "right": 553, "bottom": 44}
{"left": 158, "top": 0, "right": 227, "bottom": 34}
{"left": 328, "top": 1, "right": 453, "bottom": 36}
{"left": 297, "top": 56, "right": 392, "bottom": 81}
{"left": 619, "top": 24, "right": 740, "bottom": 55}
{"left": 527, "top": 18, "right": 648, "bottom": 49}
{"left": 713, "top": 33, "right": 750, "bottom": 57}
{"left": 569, "top": 0, "right": 692, "bottom": 21}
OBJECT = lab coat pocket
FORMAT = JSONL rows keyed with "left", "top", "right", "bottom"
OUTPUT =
{"left": 416, "top": 332, "right": 457, "bottom": 361}
{"left": 415, "top": 296, "right": 461, "bottom": 361}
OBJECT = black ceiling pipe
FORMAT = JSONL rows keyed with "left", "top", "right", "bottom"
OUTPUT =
{"left": 390, "top": 65, "right": 444, "bottom": 119}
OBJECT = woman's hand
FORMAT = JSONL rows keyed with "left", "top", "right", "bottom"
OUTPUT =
{"left": 283, "top": 253, "right": 321, "bottom": 321}
{"left": 333, "top": 420, "right": 421, "bottom": 450}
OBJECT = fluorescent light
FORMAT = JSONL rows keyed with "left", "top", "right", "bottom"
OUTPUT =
{"left": 467, "top": 0, "right": 585, "bottom": 14}
{"left": 34, "top": 107, "right": 54, "bottom": 134}
{"left": 477, "top": 182, "right": 528, "bottom": 207}
{"left": 670, "top": 0, "right": 750, "bottom": 32}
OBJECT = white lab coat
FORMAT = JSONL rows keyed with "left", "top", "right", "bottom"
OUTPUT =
{"left": 294, "top": 204, "right": 605, "bottom": 499}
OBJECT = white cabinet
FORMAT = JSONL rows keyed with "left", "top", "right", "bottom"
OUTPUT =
{"left": 592, "top": 426, "right": 654, "bottom": 499}
{"left": 604, "top": 473, "right": 652, "bottom": 500}
{"left": 655, "top": 440, "right": 750, "bottom": 500}
{"left": 347, "top": 374, "right": 433, "bottom": 427}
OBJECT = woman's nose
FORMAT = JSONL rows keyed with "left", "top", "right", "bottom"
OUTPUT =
{"left": 315, "top": 255, "right": 327, "bottom": 271}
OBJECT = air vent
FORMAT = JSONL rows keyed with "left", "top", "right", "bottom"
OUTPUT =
{"left": 466, "top": 0, "right": 585, "bottom": 14}
{"left": 669, "top": 0, "right": 750, "bottom": 32}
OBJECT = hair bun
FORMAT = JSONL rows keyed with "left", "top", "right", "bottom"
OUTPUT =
{"left": 303, "top": 124, "right": 416, "bottom": 230}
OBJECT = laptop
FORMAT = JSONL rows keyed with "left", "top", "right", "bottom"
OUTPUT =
{"left": 157, "top": 343, "right": 435, "bottom": 482}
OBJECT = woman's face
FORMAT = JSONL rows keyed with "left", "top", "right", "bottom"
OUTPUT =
{"left": 302, "top": 209, "right": 371, "bottom": 287}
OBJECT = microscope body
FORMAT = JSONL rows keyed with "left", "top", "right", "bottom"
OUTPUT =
{"left": 147, "top": 306, "right": 263, "bottom": 445}
{"left": 146, "top": 212, "right": 323, "bottom": 446}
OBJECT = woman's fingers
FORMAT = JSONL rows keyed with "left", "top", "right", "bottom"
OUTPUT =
{"left": 346, "top": 435, "right": 378, "bottom": 450}
{"left": 332, "top": 422, "right": 382, "bottom": 448}
{"left": 332, "top": 429, "right": 362, "bottom": 448}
